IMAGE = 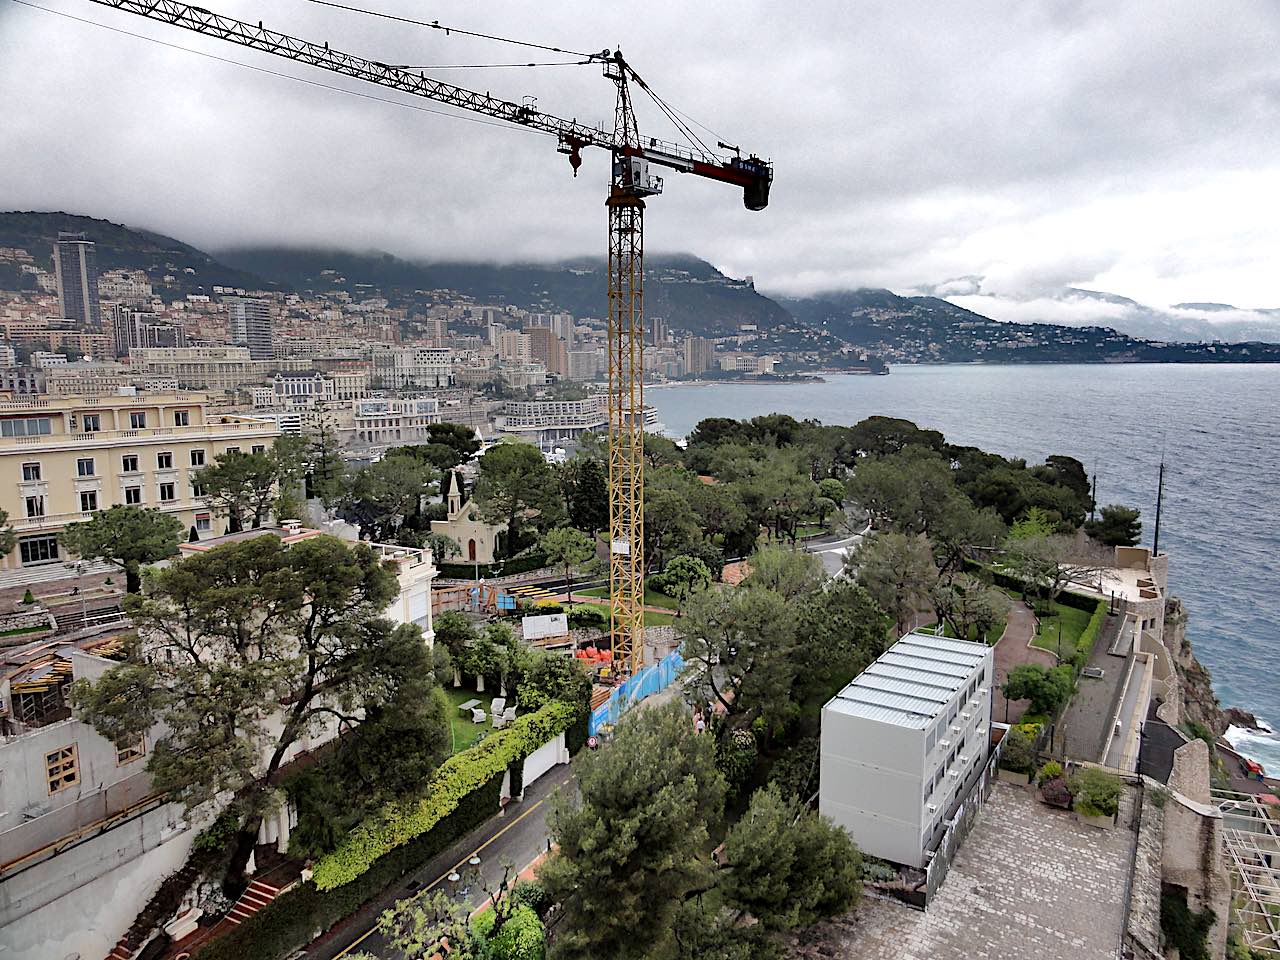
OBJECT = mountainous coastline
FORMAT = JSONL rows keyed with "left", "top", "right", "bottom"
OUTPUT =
{"left": 4, "top": 211, "right": 1279, "bottom": 363}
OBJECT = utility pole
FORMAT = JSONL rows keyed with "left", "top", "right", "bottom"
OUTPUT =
{"left": 1090, "top": 472, "right": 1097, "bottom": 522}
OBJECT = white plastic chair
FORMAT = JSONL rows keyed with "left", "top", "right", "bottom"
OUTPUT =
{"left": 471, "top": 707, "right": 487, "bottom": 724}
{"left": 490, "top": 697, "right": 507, "bottom": 716}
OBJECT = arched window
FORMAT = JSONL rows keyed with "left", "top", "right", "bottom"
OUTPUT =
{"left": 468, "top": 539, "right": 477, "bottom": 562}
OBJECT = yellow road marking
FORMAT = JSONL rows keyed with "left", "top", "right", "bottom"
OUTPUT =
{"left": 334, "top": 777, "right": 566, "bottom": 957}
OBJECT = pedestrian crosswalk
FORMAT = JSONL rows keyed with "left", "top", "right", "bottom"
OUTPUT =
{"left": 508, "top": 585, "right": 559, "bottom": 603}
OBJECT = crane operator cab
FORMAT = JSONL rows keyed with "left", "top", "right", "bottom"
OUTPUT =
{"left": 733, "top": 155, "right": 773, "bottom": 210}
{"left": 615, "top": 155, "right": 664, "bottom": 198}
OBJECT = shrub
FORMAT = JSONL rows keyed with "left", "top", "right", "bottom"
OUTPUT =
{"left": 511, "top": 879, "right": 551, "bottom": 919}
{"left": 1036, "top": 760, "right": 1063, "bottom": 785}
{"left": 1074, "top": 599, "right": 1108, "bottom": 664}
{"left": 193, "top": 774, "right": 503, "bottom": 960}
{"left": 1069, "top": 767, "right": 1123, "bottom": 818}
{"left": 567, "top": 606, "right": 607, "bottom": 631}
{"left": 473, "top": 903, "right": 546, "bottom": 960}
{"left": 1038, "top": 776, "right": 1073, "bottom": 809}
{"left": 767, "top": 736, "right": 820, "bottom": 802}
{"left": 861, "top": 857, "right": 899, "bottom": 884}
{"left": 20, "top": 589, "right": 34, "bottom": 605}
{"left": 715, "top": 727, "right": 758, "bottom": 801}
{"left": 1161, "top": 887, "right": 1215, "bottom": 960}
{"left": 1000, "top": 727, "right": 1037, "bottom": 775}
{"left": 311, "top": 700, "right": 578, "bottom": 890}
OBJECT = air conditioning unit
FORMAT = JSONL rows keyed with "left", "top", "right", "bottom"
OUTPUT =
{"left": 926, "top": 804, "right": 938, "bottom": 813}
{"left": 939, "top": 739, "right": 951, "bottom": 749}
{"left": 961, "top": 712, "right": 971, "bottom": 721}
{"left": 951, "top": 725, "right": 962, "bottom": 735}
{"left": 948, "top": 769, "right": 959, "bottom": 779}
{"left": 959, "top": 755, "right": 969, "bottom": 764}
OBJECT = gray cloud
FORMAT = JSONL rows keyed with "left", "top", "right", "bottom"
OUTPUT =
{"left": 2, "top": 0, "right": 1279, "bottom": 307}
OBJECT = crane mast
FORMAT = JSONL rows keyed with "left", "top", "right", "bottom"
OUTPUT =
{"left": 82, "top": 0, "right": 772, "bottom": 676}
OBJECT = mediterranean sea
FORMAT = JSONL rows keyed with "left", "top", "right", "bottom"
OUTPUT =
{"left": 648, "top": 364, "right": 1280, "bottom": 770}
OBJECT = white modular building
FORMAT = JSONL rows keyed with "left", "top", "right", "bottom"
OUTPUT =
{"left": 819, "top": 631, "right": 994, "bottom": 868}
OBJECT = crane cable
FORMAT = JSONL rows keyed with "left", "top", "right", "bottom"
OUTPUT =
{"left": 300, "top": 0, "right": 606, "bottom": 62}
{"left": 7, "top": 0, "right": 562, "bottom": 139}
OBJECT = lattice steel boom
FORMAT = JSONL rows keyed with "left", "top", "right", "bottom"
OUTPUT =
{"left": 81, "top": 0, "right": 772, "bottom": 675}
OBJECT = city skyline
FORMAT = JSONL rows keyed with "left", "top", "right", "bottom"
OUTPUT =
{"left": 1, "top": 1, "right": 1278, "bottom": 313}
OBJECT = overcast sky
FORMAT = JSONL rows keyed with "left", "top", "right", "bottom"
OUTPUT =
{"left": 2, "top": 0, "right": 1279, "bottom": 312}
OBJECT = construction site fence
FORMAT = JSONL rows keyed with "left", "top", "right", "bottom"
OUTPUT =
{"left": 589, "top": 646, "right": 685, "bottom": 735}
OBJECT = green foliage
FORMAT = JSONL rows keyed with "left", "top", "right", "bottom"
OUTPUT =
{"left": 60, "top": 505, "right": 185, "bottom": 593}
{"left": 767, "top": 736, "right": 820, "bottom": 801}
{"left": 344, "top": 454, "right": 436, "bottom": 543}
{"left": 560, "top": 456, "right": 608, "bottom": 534}
{"left": 715, "top": 727, "right": 758, "bottom": 801}
{"left": 473, "top": 903, "right": 546, "bottom": 960}
{"left": 649, "top": 554, "right": 713, "bottom": 605}
{"left": 193, "top": 775, "right": 503, "bottom": 960}
{"left": 193, "top": 811, "right": 239, "bottom": 854}
{"left": 852, "top": 531, "right": 936, "bottom": 636}
{"left": 474, "top": 442, "right": 563, "bottom": 557}
{"left": 538, "top": 702, "right": 726, "bottom": 960}
{"left": 20, "top": 587, "right": 34, "bottom": 605}
{"left": 566, "top": 606, "right": 607, "bottom": 631}
{"left": 193, "top": 449, "right": 280, "bottom": 533}
{"left": 516, "top": 649, "right": 591, "bottom": 713}
{"left": 1002, "top": 663, "right": 1074, "bottom": 716}
{"left": 680, "top": 584, "right": 797, "bottom": 734}
{"left": 1160, "top": 887, "right": 1215, "bottom": 960}
{"left": 1069, "top": 767, "right": 1123, "bottom": 818}
{"left": 1085, "top": 504, "right": 1142, "bottom": 547}
{"left": 0, "top": 507, "right": 15, "bottom": 558}
{"left": 510, "top": 880, "right": 551, "bottom": 919}
{"left": 313, "top": 700, "right": 578, "bottom": 890}
{"left": 721, "top": 784, "right": 861, "bottom": 931}
{"left": 1000, "top": 727, "right": 1038, "bottom": 775}
{"left": 539, "top": 527, "right": 595, "bottom": 599}
{"left": 1036, "top": 759, "right": 1063, "bottom": 785}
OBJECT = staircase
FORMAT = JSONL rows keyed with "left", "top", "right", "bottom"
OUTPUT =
{"left": 106, "top": 863, "right": 201, "bottom": 960}
{"left": 225, "top": 876, "right": 288, "bottom": 925}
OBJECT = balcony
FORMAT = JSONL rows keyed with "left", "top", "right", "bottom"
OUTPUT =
{"left": 0, "top": 419, "right": 277, "bottom": 450}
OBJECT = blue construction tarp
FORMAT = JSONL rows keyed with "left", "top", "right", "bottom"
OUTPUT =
{"left": 589, "top": 646, "right": 685, "bottom": 735}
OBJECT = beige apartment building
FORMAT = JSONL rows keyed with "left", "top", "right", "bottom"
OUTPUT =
{"left": 0, "top": 392, "right": 280, "bottom": 572}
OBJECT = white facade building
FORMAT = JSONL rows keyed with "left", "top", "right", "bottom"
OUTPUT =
{"left": 819, "top": 632, "right": 994, "bottom": 868}
{"left": 351, "top": 396, "right": 442, "bottom": 445}
{"left": 370, "top": 345, "right": 453, "bottom": 389}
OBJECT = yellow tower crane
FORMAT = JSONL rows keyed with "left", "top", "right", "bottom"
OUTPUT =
{"left": 82, "top": 0, "right": 773, "bottom": 674}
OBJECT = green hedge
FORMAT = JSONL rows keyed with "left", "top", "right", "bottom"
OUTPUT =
{"left": 438, "top": 551, "right": 550, "bottom": 580}
{"left": 1076, "top": 599, "right": 1108, "bottom": 659}
{"left": 1057, "top": 589, "right": 1105, "bottom": 613}
{"left": 193, "top": 774, "right": 503, "bottom": 960}
{"left": 312, "top": 700, "right": 577, "bottom": 890}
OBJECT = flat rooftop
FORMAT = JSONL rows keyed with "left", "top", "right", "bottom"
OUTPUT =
{"left": 1070, "top": 565, "right": 1162, "bottom": 604}
{"left": 825, "top": 631, "right": 989, "bottom": 730}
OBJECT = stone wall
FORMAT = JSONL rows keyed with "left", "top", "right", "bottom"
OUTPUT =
{"left": 1161, "top": 740, "right": 1232, "bottom": 960}
{"left": 1127, "top": 783, "right": 1166, "bottom": 960}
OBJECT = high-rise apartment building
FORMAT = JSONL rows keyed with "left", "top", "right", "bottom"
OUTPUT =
{"left": 523, "top": 325, "right": 568, "bottom": 377}
{"left": 648, "top": 316, "right": 668, "bottom": 346}
{"left": 498, "top": 330, "right": 532, "bottom": 363}
{"left": 225, "top": 296, "right": 274, "bottom": 360}
{"left": 683, "top": 335, "right": 713, "bottom": 375}
{"left": 53, "top": 232, "right": 102, "bottom": 327}
{"left": 110, "top": 305, "right": 187, "bottom": 356}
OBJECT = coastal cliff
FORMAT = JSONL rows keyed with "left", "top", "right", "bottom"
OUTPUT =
{"left": 1163, "top": 596, "right": 1261, "bottom": 739}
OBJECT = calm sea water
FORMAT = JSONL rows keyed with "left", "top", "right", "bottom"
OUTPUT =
{"left": 649, "top": 365, "right": 1280, "bottom": 769}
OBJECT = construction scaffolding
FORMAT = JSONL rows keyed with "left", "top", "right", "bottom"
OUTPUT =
{"left": 1214, "top": 788, "right": 1280, "bottom": 956}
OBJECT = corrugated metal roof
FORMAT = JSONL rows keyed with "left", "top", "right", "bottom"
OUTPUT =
{"left": 824, "top": 631, "right": 991, "bottom": 729}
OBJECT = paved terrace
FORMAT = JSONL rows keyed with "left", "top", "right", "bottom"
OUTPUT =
{"left": 794, "top": 783, "right": 1137, "bottom": 960}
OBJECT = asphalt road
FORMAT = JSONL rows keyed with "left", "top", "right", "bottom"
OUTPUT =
{"left": 311, "top": 766, "right": 573, "bottom": 960}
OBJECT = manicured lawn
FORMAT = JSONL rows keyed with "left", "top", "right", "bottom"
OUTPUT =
{"left": 574, "top": 601, "right": 675, "bottom": 627}
{"left": 1029, "top": 602, "right": 1092, "bottom": 659}
{"left": 443, "top": 685, "right": 498, "bottom": 754}
{"left": 575, "top": 586, "right": 679, "bottom": 610}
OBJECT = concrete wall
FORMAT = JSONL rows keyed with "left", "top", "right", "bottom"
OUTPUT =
{"left": 0, "top": 802, "right": 193, "bottom": 960}
{"left": 1161, "top": 740, "right": 1231, "bottom": 960}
